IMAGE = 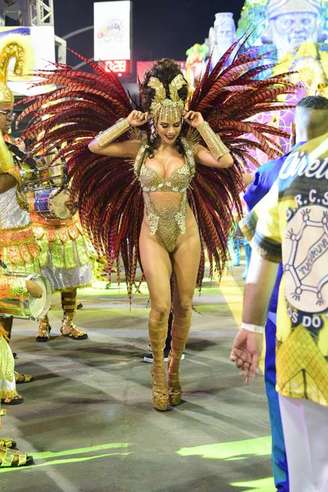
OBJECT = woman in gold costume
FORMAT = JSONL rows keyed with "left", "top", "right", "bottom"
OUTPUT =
{"left": 19, "top": 41, "right": 294, "bottom": 411}
{"left": 88, "top": 60, "right": 233, "bottom": 410}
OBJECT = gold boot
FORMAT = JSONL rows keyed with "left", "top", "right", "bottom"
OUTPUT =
{"left": 168, "top": 311, "right": 192, "bottom": 406}
{"left": 168, "top": 353, "right": 182, "bottom": 406}
{"left": 149, "top": 316, "right": 169, "bottom": 411}
{"left": 151, "top": 366, "right": 169, "bottom": 411}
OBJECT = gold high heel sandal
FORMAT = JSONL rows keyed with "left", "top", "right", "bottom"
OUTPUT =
{"left": 0, "top": 446, "right": 33, "bottom": 467}
{"left": 152, "top": 365, "right": 169, "bottom": 411}
{"left": 60, "top": 315, "right": 88, "bottom": 340}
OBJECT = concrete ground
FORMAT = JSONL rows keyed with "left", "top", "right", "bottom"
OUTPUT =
{"left": 0, "top": 266, "right": 274, "bottom": 492}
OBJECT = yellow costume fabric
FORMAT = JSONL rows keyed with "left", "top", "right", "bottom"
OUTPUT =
{"left": 0, "top": 329, "right": 16, "bottom": 400}
{"left": 0, "top": 133, "right": 39, "bottom": 275}
{"left": 29, "top": 212, "right": 93, "bottom": 291}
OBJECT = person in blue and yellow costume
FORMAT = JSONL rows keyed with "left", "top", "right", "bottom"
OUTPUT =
{"left": 232, "top": 98, "right": 328, "bottom": 491}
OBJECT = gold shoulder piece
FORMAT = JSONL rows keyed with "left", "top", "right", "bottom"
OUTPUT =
{"left": 134, "top": 142, "right": 148, "bottom": 176}
{"left": 181, "top": 137, "right": 196, "bottom": 176}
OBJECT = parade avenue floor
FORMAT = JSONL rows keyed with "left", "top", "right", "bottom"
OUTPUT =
{"left": 1, "top": 265, "right": 274, "bottom": 492}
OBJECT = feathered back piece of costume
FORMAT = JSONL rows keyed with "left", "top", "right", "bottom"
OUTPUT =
{"left": 18, "top": 40, "right": 295, "bottom": 296}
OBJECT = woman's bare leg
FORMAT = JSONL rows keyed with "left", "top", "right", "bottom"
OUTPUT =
{"left": 169, "top": 230, "right": 201, "bottom": 405}
{"left": 139, "top": 224, "right": 172, "bottom": 410}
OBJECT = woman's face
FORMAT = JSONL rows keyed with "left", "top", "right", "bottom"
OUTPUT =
{"left": 156, "top": 119, "right": 182, "bottom": 145}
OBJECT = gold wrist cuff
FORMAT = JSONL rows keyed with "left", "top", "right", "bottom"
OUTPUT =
{"left": 197, "top": 121, "right": 229, "bottom": 160}
{"left": 0, "top": 131, "right": 20, "bottom": 184}
{"left": 95, "top": 118, "right": 130, "bottom": 148}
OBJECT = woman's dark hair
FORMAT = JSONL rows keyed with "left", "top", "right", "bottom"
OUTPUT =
{"left": 140, "top": 59, "right": 189, "bottom": 156}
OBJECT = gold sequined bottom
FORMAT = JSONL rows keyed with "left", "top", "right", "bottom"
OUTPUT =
{"left": 144, "top": 193, "right": 187, "bottom": 253}
{"left": 156, "top": 212, "right": 183, "bottom": 252}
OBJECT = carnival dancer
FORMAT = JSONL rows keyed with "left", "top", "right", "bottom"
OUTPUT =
{"left": 0, "top": 305, "right": 22, "bottom": 405}
{"left": 0, "top": 333, "right": 33, "bottom": 467}
{"left": 0, "top": 274, "right": 42, "bottom": 467}
{"left": 19, "top": 40, "right": 295, "bottom": 410}
{"left": 6, "top": 132, "right": 92, "bottom": 342}
{"left": 26, "top": 150, "right": 93, "bottom": 342}
{"left": 0, "top": 38, "right": 42, "bottom": 395}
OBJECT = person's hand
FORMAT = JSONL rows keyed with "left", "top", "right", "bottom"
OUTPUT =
{"left": 127, "top": 110, "right": 149, "bottom": 127}
{"left": 230, "top": 329, "right": 263, "bottom": 383}
{"left": 183, "top": 111, "right": 204, "bottom": 128}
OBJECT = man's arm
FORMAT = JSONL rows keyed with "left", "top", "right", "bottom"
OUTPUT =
{"left": 231, "top": 248, "right": 279, "bottom": 382}
{"left": 243, "top": 248, "right": 279, "bottom": 325}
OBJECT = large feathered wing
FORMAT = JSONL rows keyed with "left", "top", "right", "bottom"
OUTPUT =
{"left": 18, "top": 43, "right": 295, "bottom": 294}
{"left": 185, "top": 40, "right": 295, "bottom": 284}
{"left": 18, "top": 57, "right": 144, "bottom": 297}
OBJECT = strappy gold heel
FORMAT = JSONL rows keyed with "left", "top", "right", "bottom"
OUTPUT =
{"left": 152, "top": 366, "right": 169, "bottom": 411}
{"left": 60, "top": 315, "right": 88, "bottom": 340}
{"left": 36, "top": 316, "right": 51, "bottom": 342}
{"left": 0, "top": 446, "right": 33, "bottom": 467}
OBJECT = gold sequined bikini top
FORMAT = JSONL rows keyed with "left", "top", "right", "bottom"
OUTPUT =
{"left": 134, "top": 137, "right": 195, "bottom": 191}
{"left": 139, "top": 162, "right": 191, "bottom": 192}
{"left": 133, "top": 137, "right": 196, "bottom": 252}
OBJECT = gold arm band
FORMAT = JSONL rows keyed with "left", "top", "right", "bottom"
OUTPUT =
{"left": 0, "top": 131, "right": 20, "bottom": 183}
{"left": 197, "top": 121, "right": 229, "bottom": 160}
{"left": 94, "top": 118, "right": 130, "bottom": 148}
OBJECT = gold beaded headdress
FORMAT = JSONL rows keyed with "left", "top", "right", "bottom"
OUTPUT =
{"left": 148, "top": 74, "right": 187, "bottom": 123}
{"left": 0, "top": 38, "right": 26, "bottom": 106}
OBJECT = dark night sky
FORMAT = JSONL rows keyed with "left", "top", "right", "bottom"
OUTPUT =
{"left": 54, "top": 0, "right": 245, "bottom": 62}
